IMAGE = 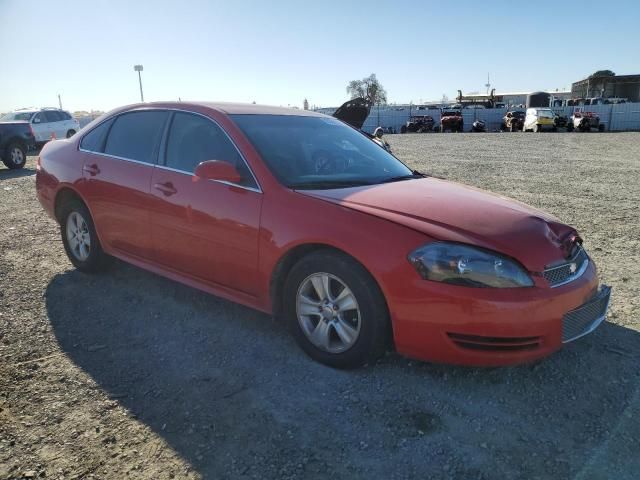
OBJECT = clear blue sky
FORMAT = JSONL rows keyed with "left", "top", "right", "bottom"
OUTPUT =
{"left": 1, "top": 0, "right": 638, "bottom": 112}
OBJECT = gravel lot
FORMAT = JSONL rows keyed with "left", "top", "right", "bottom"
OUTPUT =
{"left": 1, "top": 132, "right": 639, "bottom": 480}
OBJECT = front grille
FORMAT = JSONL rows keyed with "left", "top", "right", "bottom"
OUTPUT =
{"left": 543, "top": 246, "right": 589, "bottom": 287}
{"left": 562, "top": 285, "right": 611, "bottom": 343}
{"left": 447, "top": 333, "right": 541, "bottom": 352}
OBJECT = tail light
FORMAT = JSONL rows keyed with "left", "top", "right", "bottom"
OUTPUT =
{"left": 29, "top": 124, "right": 36, "bottom": 137}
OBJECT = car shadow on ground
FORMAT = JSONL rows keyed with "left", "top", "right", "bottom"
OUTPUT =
{"left": 0, "top": 166, "right": 35, "bottom": 179}
{"left": 46, "top": 262, "right": 640, "bottom": 479}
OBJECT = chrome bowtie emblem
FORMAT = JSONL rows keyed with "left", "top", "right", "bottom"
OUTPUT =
{"left": 569, "top": 263, "right": 577, "bottom": 274}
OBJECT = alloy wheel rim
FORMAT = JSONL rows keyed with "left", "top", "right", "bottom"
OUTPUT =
{"left": 10, "top": 147, "right": 24, "bottom": 165}
{"left": 66, "top": 211, "right": 91, "bottom": 261}
{"left": 296, "top": 272, "right": 361, "bottom": 354}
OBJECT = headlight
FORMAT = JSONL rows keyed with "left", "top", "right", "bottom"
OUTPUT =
{"left": 408, "top": 242, "right": 533, "bottom": 288}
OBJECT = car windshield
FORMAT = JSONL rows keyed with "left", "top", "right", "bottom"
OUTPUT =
{"left": 231, "top": 114, "right": 414, "bottom": 189}
{"left": 538, "top": 110, "right": 555, "bottom": 118}
{"left": 0, "top": 112, "right": 34, "bottom": 121}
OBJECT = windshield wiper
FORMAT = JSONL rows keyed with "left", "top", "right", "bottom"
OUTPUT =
{"left": 288, "top": 180, "right": 373, "bottom": 190}
{"left": 379, "top": 170, "right": 427, "bottom": 184}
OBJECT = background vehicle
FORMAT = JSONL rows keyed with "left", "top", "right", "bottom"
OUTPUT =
{"left": 333, "top": 98, "right": 391, "bottom": 151}
{"left": 501, "top": 111, "right": 525, "bottom": 132}
{"left": 0, "top": 108, "right": 80, "bottom": 145}
{"left": 523, "top": 108, "right": 557, "bottom": 132}
{"left": 470, "top": 119, "right": 486, "bottom": 132}
{"left": 400, "top": 115, "right": 435, "bottom": 133}
{"left": 439, "top": 109, "right": 463, "bottom": 132}
{"left": 554, "top": 113, "right": 569, "bottom": 130}
{"left": 570, "top": 111, "right": 605, "bottom": 132}
{"left": 0, "top": 120, "right": 36, "bottom": 169}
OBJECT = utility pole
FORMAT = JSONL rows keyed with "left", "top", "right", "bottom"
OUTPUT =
{"left": 134, "top": 65, "right": 144, "bottom": 102}
{"left": 58, "top": 94, "right": 62, "bottom": 109}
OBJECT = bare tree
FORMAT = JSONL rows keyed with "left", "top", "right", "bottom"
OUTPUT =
{"left": 346, "top": 74, "right": 387, "bottom": 105}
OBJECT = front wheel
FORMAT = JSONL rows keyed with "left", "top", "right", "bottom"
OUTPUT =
{"left": 66, "top": 129, "right": 76, "bottom": 138}
{"left": 60, "top": 200, "right": 112, "bottom": 272}
{"left": 3, "top": 142, "right": 27, "bottom": 169}
{"left": 283, "top": 251, "right": 390, "bottom": 369}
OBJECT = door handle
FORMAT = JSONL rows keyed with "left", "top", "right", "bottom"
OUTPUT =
{"left": 83, "top": 164, "right": 100, "bottom": 176}
{"left": 154, "top": 181, "right": 177, "bottom": 196}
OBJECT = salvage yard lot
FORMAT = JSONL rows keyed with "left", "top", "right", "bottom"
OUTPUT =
{"left": 1, "top": 132, "right": 639, "bottom": 479}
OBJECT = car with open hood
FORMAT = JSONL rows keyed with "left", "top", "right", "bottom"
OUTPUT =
{"left": 35, "top": 101, "right": 611, "bottom": 369}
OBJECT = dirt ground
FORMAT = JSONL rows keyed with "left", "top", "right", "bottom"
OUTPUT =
{"left": 1, "top": 132, "right": 639, "bottom": 480}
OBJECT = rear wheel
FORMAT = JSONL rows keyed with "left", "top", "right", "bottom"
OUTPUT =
{"left": 59, "top": 200, "right": 111, "bottom": 272}
{"left": 598, "top": 124, "right": 605, "bottom": 132}
{"left": 2, "top": 142, "right": 27, "bottom": 169}
{"left": 283, "top": 251, "right": 389, "bottom": 369}
{"left": 400, "top": 125, "right": 407, "bottom": 134}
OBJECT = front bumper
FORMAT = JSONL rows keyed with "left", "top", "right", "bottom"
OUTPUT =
{"left": 386, "top": 261, "right": 609, "bottom": 366}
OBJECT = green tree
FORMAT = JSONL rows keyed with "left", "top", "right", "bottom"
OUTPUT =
{"left": 346, "top": 74, "right": 387, "bottom": 105}
{"left": 589, "top": 70, "right": 615, "bottom": 78}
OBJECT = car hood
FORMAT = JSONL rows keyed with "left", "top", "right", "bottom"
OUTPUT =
{"left": 332, "top": 98, "right": 371, "bottom": 130}
{"left": 298, "top": 178, "right": 578, "bottom": 271}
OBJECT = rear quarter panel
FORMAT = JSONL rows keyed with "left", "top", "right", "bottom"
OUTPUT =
{"left": 36, "top": 138, "right": 85, "bottom": 219}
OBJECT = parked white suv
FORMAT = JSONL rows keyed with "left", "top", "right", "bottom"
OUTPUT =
{"left": 0, "top": 108, "right": 80, "bottom": 145}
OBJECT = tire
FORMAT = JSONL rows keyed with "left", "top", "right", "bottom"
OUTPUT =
{"left": 567, "top": 123, "right": 574, "bottom": 132}
{"left": 598, "top": 124, "right": 605, "bottom": 132}
{"left": 552, "top": 126, "right": 557, "bottom": 132}
{"left": 59, "top": 199, "right": 111, "bottom": 273}
{"left": 2, "top": 142, "right": 27, "bottom": 169}
{"left": 400, "top": 125, "right": 407, "bottom": 134}
{"left": 66, "top": 129, "right": 76, "bottom": 138}
{"left": 283, "top": 250, "right": 390, "bottom": 369}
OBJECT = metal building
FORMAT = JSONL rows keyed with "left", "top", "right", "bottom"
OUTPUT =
{"left": 571, "top": 74, "right": 640, "bottom": 102}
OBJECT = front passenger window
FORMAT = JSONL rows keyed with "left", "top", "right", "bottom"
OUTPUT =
{"left": 165, "top": 112, "right": 257, "bottom": 189}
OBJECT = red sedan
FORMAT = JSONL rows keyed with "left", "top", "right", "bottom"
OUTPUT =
{"left": 36, "top": 102, "right": 611, "bottom": 368}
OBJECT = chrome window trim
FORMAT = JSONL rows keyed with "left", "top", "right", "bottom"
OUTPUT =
{"left": 78, "top": 149, "right": 156, "bottom": 167}
{"left": 77, "top": 107, "right": 262, "bottom": 193}
{"left": 544, "top": 246, "right": 590, "bottom": 288}
{"left": 154, "top": 164, "right": 262, "bottom": 193}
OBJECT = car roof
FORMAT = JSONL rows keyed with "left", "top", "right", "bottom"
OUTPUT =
{"left": 138, "top": 101, "right": 327, "bottom": 117}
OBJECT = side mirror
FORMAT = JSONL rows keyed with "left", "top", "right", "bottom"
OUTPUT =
{"left": 33, "top": 117, "right": 41, "bottom": 124}
{"left": 194, "top": 160, "right": 242, "bottom": 184}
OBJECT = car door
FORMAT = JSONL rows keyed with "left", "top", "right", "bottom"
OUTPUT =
{"left": 149, "top": 111, "right": 262, "bottom": 295}
{"left": 31, "top": 112, "right": 51, "bottom": 142}
{"left": 43, "top": 111, "right": 64, "bottom": 139}
{"left": 78, "top": 110, "right": 169, "bottom": 260}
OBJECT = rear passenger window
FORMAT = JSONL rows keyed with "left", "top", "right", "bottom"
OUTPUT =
{"left": 80, "top": 118, "right": 114, "bottom": 153}
{"left": 165, "top": 112, "right": 257, "bottom": 188}
{"left": 33, "top": 112, "right": 47, "bottom": 123}
{"left": 60, "top": 111, "right": 72, "bottom": 120}
{"left": 105, "top": 111, "right": 168, "bottom": 164}
{"left": 44, "top": 111, "right": 62, "bottom": 122}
